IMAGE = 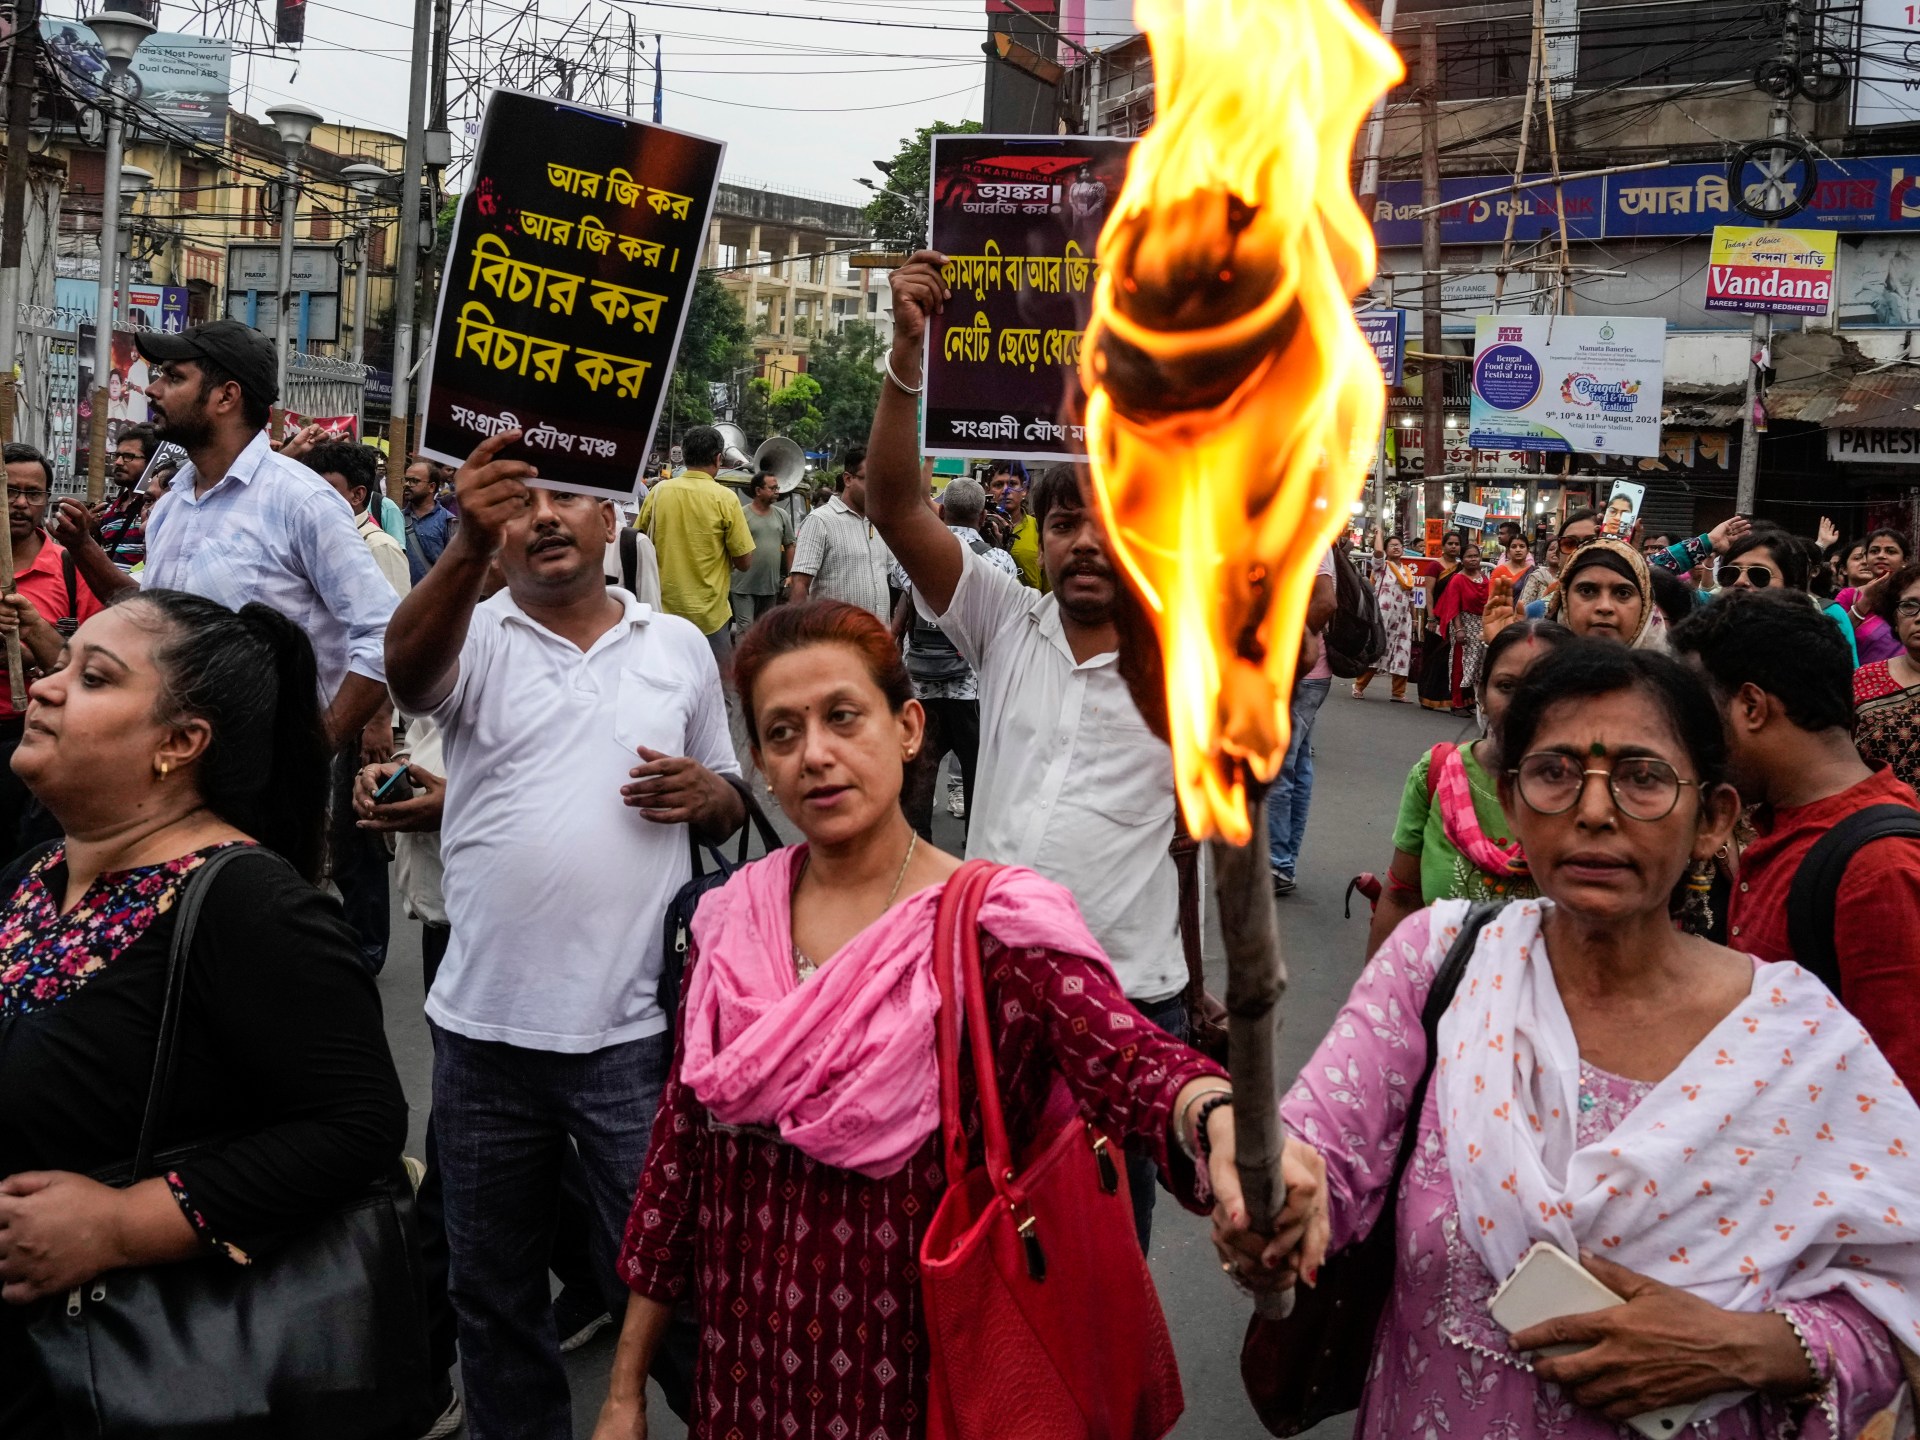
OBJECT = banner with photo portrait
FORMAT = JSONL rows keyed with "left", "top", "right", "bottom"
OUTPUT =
{"left": 419, "top": 89, "right": 724, "bottom": 502}
{"left": 922, "top": 133, "right": 1136, "bottom": 463}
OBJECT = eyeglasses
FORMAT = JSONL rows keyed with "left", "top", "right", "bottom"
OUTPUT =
{"left": 1898, "top": 599, "right": 1920, "bottom": 620}
{"left": 1715, "top": 563, "right": 1778, "bottom": 588}
{"left": 1558, "top": 533, "right": 1595, "bottom": 553}
{"left": 1510, "top": 752, "right": 1700, "bottom": 822}
{"left": 5, "top": 486, "right": 47, "bottom": 505}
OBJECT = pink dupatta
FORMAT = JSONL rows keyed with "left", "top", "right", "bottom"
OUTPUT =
{"left": 1431, "top": 743, "right": 1528, "bottom": 878}
{"left": 678, "top": 846, "right": 1110, "bottom": 1179}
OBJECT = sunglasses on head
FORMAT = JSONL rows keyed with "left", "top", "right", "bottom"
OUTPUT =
{"left": 1557, "top": 533, "right": 1593, "bottom": 552}
{"left": 1715, "top": 563, "right": 1777, "bottom": 587}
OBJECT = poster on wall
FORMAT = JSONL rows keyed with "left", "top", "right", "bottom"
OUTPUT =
{"left": 1836, "top": 234, "right": 1920, "bottom": 325}
{"left": 418, "top": 89, "right": 724, "bottom": 502}
{"left": 1703, "top": 226, "right": 1836, "bottom": 317}
{"left": 1468, "top": 315, "right": 1666, "bottom": 458}
{"left": 921, "top": 132, "right": 1136, "bottom": 462}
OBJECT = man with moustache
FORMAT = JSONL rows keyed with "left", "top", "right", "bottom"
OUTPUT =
{"left": 867, "top": 252, "right": 1189, "bottom": 1254}
{"left": 385, "top": 428, "right": 743, "bottom": 1440}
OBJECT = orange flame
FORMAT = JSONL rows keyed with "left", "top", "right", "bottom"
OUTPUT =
{"left": 1081, "top": 0, "right": 1402, "bottom": 843}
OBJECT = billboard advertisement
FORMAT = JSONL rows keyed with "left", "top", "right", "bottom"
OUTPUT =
{"left": 1357, "top": 308, "right": 1406, "bottom": 387}
{"left": 52, "top": 278, "right": 190, "bottom": 333}
{"left": 39, "top": 21, "right": 229, "bottom": 143}
{"left": 1468, "top": 315, "right": 1666, "bottom": 458}
{"left": 1703, "top": 226, "right": 1837, "bottom": 317}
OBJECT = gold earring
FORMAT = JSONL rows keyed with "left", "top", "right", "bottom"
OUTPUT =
{"left": 156, "top": 759, "right": 170, "bottom": 777}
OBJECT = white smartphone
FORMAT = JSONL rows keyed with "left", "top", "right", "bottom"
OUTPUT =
{"left": 1487, "top": 1242, "right": 1701, "bottom": 1440}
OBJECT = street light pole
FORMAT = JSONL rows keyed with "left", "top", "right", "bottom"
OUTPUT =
{"left": 264, "top": 102, "right": 322, "bottom": 420}
{"left": 389, "top": 0, "right": 435, "bottom": 500}
{"left": 341, "top": 164, "right": 390, "bottom": 436}
{"left": 81, "top": 8, "right": 153, "bottom": 505}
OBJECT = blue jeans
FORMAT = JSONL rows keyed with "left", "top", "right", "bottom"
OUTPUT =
{"left": 431, "top": 1023, "right": 670, "bottom": 1440}
{"left": 1267, "top": 676, "right": 1331, "bottom": 877}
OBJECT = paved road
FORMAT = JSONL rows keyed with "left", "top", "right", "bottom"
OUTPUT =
{"left": 370, "top": 683, "right": 1470, "bottom": 1438}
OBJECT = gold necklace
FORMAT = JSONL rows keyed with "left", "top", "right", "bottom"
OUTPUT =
{"left": 793, "top": 832, "right": 920, "bottom": 981}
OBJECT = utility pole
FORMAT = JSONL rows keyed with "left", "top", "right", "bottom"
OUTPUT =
{"left": 1736, "top": 0, "right": 1797, "bottom": 514}
{"left": 1355, "top": 0, "right": 1399, "bottom": 535}
{"left": 1419, "top": 23, "right": 1446, "bottom": 538}
{"left": 388, "top": 0, "right": 435, "bottom": 500}
{"left": 0, "top": 1, "right": 40, "bottom": 709}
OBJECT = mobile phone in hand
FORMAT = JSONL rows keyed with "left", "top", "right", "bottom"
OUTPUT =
{"left": 373, "top": 765, "right": 416, "bottom": 804}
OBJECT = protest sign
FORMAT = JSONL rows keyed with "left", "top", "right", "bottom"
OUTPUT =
{"left": 419, "top": 89, "right": 723, "bottom": 501}
{"left": 283, "top": 412, "right": 359, "bottom": 440}
{"left": 1452, "top": 500, "right": 1489, "bottom": 534}
{"left": 922, "top": 133, "right": 1135, "bottom": 462}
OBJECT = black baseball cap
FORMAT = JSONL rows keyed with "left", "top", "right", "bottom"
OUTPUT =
{"left": 135, "top": 320, "right": 280, "bottom": 407}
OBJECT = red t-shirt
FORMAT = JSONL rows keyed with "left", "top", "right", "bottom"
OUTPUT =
{"left": 1730, "top": 765, "right": 1920, "bottom": 1093}
{"left": 1, "top": 535, "right": 105, "bottom": 720}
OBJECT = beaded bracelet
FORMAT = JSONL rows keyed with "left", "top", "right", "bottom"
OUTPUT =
{"left": 1176, "top": 1085, "right": 1232, "bottom": 1162}
{"left": 1193, "top": 1092, "right": 1237, "bottom": 1163}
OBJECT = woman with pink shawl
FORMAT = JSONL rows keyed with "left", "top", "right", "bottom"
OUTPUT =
{"left": 591, "top": 601, "right": 1280, "bottom": 1440}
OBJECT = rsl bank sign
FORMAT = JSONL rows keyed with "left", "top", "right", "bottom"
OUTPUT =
{"left": 1704, "top": 227, "right": 1837, "bottom": 317}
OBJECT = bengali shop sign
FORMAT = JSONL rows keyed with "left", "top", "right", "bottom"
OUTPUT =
{"left": 1468, "top": 315, "right": 1665, "bottom": 457}
{"left": 1357, "top": 308, "right": 1405, "bottom": 387}
{"left": 419, "top": 89, "right": 723, "bottom": 501}
{"left": 922, "top": 133, "right": 1135, "bottom": 462}
{"left": 1704, "top": 226, "right": 1836, "bottom": 317}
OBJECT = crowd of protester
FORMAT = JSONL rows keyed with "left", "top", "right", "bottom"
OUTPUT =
{"left": 3, "top": 262, "right": 1920, "bottom": 1440}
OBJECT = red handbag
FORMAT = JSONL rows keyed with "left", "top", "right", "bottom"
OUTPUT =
{"left": 918, "top": 860, "right": 1185, "bottom": 1440}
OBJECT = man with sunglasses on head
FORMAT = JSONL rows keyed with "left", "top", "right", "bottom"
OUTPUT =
{"left": 1672, "top": 589, "right": 1920, "bottom": 1093}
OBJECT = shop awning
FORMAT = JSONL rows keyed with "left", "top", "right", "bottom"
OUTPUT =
{"left": 1821, "top": 370, "right": 1920, "bottom": 430}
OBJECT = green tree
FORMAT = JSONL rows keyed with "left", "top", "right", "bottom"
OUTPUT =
{"left": 749, "top": 373, "right": 825, "bottom": 452}
{"left": 663, "top": 272, "right": 752, "bottom": 431}
{"left": 805, "top": 320, "right": 885, "bottom": 457}
{"left": 863, "top": 119, "right": 982, "bottom": 250}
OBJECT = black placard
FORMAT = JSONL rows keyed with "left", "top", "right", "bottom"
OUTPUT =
{"left": 418, "top": 89, "right": 724, "bottom": 501}
{"left": 921, "top": 133, "right": 1135, "bottom": 464}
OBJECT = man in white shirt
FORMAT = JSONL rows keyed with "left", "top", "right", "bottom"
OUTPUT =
{"left": 308, "top": 439, "right": 411, "bottom": 599}
{"left": 868, "top": 254, "right": 1187, "bottom": 1253}
{"left": 386, "top": 426, "right": 745, "bottom": 1440}
{"left": 57, "top": 321, "right": 399, "bottom": 755}
{"left": 787, "top": 445, "right": 896, "bottom": 617}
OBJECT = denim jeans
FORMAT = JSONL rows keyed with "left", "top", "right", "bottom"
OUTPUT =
{"left": 431, "top": 1022, "right": 670, "bottom": 1440}
{"left": 1266, "top": 676, "right": 1331, "bottom": 877}
{"left": 1125, "top": 990, "right": 1190, "bottom": 1255}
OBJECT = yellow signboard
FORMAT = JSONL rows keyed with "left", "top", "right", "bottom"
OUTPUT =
{"left": 1705, "top": 226, "right": 1837, "bottom": 316}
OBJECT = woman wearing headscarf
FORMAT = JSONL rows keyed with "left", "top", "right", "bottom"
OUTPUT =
{"left": 1548, "top": 536, "right": 1667, "bottom": 650}
{"left": 1432, "top": 539, "right": 1490, "bottom": 712}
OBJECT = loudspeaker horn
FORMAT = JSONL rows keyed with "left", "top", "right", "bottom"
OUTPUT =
{"left": 753, "top": 435, "right": 809, "bottom": 494}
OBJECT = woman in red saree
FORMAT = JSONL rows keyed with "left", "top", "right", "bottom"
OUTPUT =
{"left": 1432, "top": 541, "right": 1490, "bottom": 712}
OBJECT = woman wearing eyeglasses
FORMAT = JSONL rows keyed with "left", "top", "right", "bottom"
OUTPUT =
{"left": 1241, "top": 641, "right": 1920, "bottom": 1440}
{"left": 1854, "top": 561, "right": 1920, "bottom": 794}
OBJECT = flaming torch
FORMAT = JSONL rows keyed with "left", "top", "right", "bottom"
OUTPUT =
{"left": 1081, "top": 0, "right": 1401, "bottom": 1296}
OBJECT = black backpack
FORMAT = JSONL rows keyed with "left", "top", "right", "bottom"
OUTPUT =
{"left": 1784, "top": 802, "right": 1920, "bottom": 997}
{"left": 1322, "top": 550, "right": 1386, "bottom": 679}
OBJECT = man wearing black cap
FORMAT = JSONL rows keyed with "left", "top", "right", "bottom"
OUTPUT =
{"left": 62, "top": 320, "right": 398, "bottom": 750}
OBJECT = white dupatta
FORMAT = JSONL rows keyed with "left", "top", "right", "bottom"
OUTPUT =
{"left": 1431, "top": 899, "right": 1920, "bottom": 1358}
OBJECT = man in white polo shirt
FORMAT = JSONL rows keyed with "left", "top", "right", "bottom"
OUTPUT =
{"left": 867, "top": 254, "right": 1187, "bottom": 1253}
{"left": 787, "top": 445, "right": 896, "bottom": 617}
{"left": 386, "top": 428, "right": 744, "bottom": 1440}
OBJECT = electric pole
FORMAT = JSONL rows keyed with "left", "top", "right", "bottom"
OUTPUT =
{"left": 1355, "top": 0, "right": 1400, "bottom": 535}
{"left": 0, "top": 0, "right": 41, "bottom": 448}
{"left": 1735, "top": 0, "right": 1798, "bottom": 515}
{"left": 1420, "top": 23, "right": 1446, "bottom": 537}
{"left": 387, "top": 0, "right": 434, "bottom": 500}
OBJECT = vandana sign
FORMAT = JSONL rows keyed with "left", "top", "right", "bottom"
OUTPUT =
{"left": 1704, "top": 226, "right": 1837, "bottom": 317}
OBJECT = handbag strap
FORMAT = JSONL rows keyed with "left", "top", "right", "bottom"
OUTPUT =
{"left": 1375, "top": 902, "right": 1501, "bottom": 1212}
{"left": 932, "top": 859, "right": 1007, "bottom": 1190}
{"left": 133, "top": 845, "right": 259, "bottom": 1178}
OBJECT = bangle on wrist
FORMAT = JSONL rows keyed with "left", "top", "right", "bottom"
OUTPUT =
{"left": 884, "top": 353, "right": 923, "bottom": 396}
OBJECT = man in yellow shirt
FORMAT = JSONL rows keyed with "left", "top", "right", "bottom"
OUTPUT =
{"left": 986, "top": 461, "right": 1042, "bottom": 589}
{"left": 636, "top": 425, "right": 755, "bottom": 665}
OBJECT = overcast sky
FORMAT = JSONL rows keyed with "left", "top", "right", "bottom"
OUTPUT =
{"left": 147, "top": 0, "right": 1143, "bottom": 204}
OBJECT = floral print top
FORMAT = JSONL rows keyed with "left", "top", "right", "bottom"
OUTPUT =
{"left": 0, "top": 840, "right": 252, "bottom": 1261}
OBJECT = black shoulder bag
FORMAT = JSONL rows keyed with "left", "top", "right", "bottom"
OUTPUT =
{"left": 28, "top": 846, "right": 439, "bottom": 1440}
{"left": 658, "top": 775, "right": 784, "bottom": 1021}
{"left": 1239, "top": 901, "right": 1503, "bottom": 1437}
{"left": 1784, "top": 802, "right": 1920, "bottom": 998}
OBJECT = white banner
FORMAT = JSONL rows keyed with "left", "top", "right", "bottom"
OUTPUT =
{"left": 1854, "top": 0, "right": 1920, "bottom": 128}
{"left": 1468, "top": 314, "right": 1667, "bottom": 459}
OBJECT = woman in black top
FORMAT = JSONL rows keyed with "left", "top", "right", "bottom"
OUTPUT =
{"left": 0, "top": 591, "right": 408, "bottom": 1436}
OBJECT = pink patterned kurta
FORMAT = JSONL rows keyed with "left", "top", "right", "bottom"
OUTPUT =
{"left": 620, "top": 937, "right": 1224, "bottom": 1440}
{"left": 1280, "top": 909, "right": 1907, "bottom": 1440}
